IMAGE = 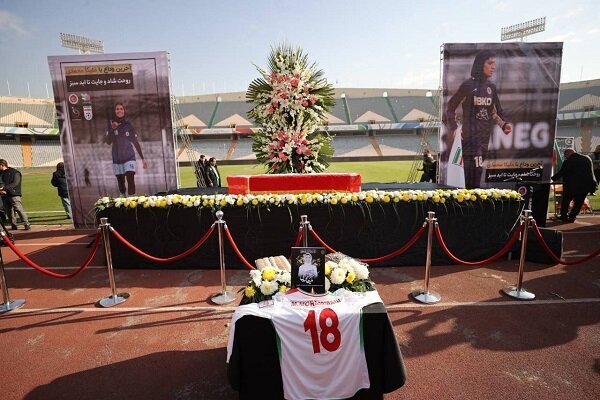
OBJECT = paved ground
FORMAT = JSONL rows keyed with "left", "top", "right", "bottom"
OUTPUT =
{"left": 0, "top": 215, "right": 599, "bottom": 400}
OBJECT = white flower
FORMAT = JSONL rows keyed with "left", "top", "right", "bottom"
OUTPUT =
{"left": 353, "top": 264, "right": 369, "bottom": 280}
{"left": 250, "top": 270, "right": 263, "bottom": 286}
{"left": 330, "top": 268, "right": 346, "bottom": 285}
{"left": 260, "top": 280, "right": 279, "bottom": 296}
{"left": 277, "top": 271, "right": 291, "bottom": 285}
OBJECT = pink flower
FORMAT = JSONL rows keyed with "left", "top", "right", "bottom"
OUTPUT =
{"left": 272, "top": 101, "right": 279, "bottom": 109}
{"left": 290, "top": 78, "right": 298, "bottom": 87}
{"left": 268, "top": 153, "right": 276, "bottom": 159}
{"left": 302, "top": 100, "right": 309, "bottom": 107}
{"left": 280, "top": 93, "right": 288, "bottom": 100}
{"left": 268, "top": 106, "right": 274, "bottom": 114}
{"left": 278, "top": 151, "right": 289, "bottom": 162}
{"left": 310, "top": 97, "right": 317, "bottom": 104}
{"left": 305, "top": 149, "right": 312, "bottom": 155}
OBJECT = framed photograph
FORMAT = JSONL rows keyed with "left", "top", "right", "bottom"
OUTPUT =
{"left": 291, "top": 247, "right": 326, "bottom": 293}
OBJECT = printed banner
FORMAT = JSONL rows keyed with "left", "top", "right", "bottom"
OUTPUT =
{"left": 439, "top": 42, "right": 563, "bottom": 188}
{"left": 553, "top": 136, "right": 574, "bottom": 172}
{"left": 48, "top": 52, "right": 177, "bottom": 228}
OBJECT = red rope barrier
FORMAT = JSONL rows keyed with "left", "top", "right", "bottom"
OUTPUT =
{"left": 434, "top": 224, "right": 523, "bottom": 266}
{"left": 109, "top": 225, "right": 215, "bottom": 263}
{"left": 308, "top": 226, "right": 428, "bottom": 264}
{"left": 294, "top": 228, "right": 303, "bottom": 247}
{"left": 531, "top": 222, "right": 600, "bottom": 265}
{"left": 0, "top": 232, "right": 101, "bottom": 279}
{"left": 361, "top": 226, "right": 427, "bottom": 264}
{"left": 223, "top": 227, "right": 256, "bottom": 270}
{"left": 308, "top": 228, "right": 337, "bottom": 253}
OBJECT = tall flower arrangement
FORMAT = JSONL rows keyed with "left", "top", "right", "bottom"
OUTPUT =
{"left": 247, "top": 44, "right": 335, "bottom": 174}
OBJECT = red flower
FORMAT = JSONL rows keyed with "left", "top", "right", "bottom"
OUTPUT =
{"left": 290, "top": 78, "right": 299, "bottom": 87}
{"left": 302, "top": 100, "right": 309, "bottom": 107}
{"left": 272, "top": 101, "right": 279, "bottom": 109}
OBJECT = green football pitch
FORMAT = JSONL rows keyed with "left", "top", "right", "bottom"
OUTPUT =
{"left": 15, "top": 161, "right": 598, "bottom": 225}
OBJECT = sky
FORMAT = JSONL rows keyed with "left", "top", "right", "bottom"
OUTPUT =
{"left": 0, "top": 0, "right": 599, "bottom": 98}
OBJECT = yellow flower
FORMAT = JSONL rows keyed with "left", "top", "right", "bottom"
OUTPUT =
{"left": 440, "top": 197, "right": 446, "bottom": 203}
{"left": 330, "top": 197, "right": 338, "bottom": 205}
{"left": 172, "top": 197, "right": 180, "bottom": 204}
{"left": 236, "top": 199, "right": 244, "bottom": 206}
{"left": 432, "top": 195, "right": 440, "bottom": 203}
{"left": 262, "top": 268, "right": 276, "bottom": 281}
{"left": 325, "top": 263, "right": 331, "bottom": 276}
{"left": 244, "top": 286, "right": 256, "bottom": 298}
{"left": 252, "top": 199, "right": 259, "bottom": 206}
{"left": 383, "top": 195, "right": 390, "bottom": 203}
{"left": 202, "top": 199, "right": 209, "bottom": 206}
{"left": 143, "top": 202, "right": 150, "bottom": 208}
{"left": 480, "top": 194, "right": 488, "bottom": 200}
{"left": 220, "top": 199, "right": 227, "bottom": 206}
{"left": 402, "top": 194, "right": 410, "bottom": 202}
{"left": 416, "top": 194, "right": 424, "bottom": 201}
{"left": 346, "top": 271, "right": 356, "bottom": 283}
{"left": 457, "top": 194, "right": 464, "bottom": 202}
{"left": 366, "top": 196, "right": 373, "bottom": 203}
{"left": 341, "top": 197, "right": 348, "bottom": 204}
{"left": 492, "top": 192, "right": 500, "bottom": 199}
{"left": 279, "top": 285, "right": 288, "bottom": 293}
{"left": 351, "top": 195, "right": 358, "bottom": 202}
{"left": 301, "top": 198, "right": 307, "bottom": 205}
{"left": 470, "top": 195, "right": 476, "bottom": 201}
{"left": 129, "top": 201, "right": 137, "bottom": 208}
{"left": 208, "top": 199, "right": 215, "bottom": 206}
{"left": 393, "top": 197, "right": 400, "bottom": 203}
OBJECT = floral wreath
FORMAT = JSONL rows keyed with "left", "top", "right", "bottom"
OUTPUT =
{"left": 246, "top": 44, "right": 335, "bottom": 174}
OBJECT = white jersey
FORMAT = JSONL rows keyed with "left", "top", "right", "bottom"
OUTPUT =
{"left": 227, "top": 289, "right": 383, "bottom": 400}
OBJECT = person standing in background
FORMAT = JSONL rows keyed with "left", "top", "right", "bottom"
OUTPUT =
{"left": 206, "top": 157, "right": 221, "bottom": 187}
{"left": 551, "top": 149, "right": 597, "bottom": 223}
{"left": 51, "top": 162, "right": 72, "bottom": 219}
{"left": 104, "top": 102, "right": 148, "bottom": 196}
{"left": 195, "top": 154, "right": 208, "bottom": 187}
{"left": 0, "top": 159, "right": 30, "bottom": 230}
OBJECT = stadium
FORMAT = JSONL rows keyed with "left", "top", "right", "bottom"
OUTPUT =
{"left": 1, "top": 79, "right": 599, "bottom": 173}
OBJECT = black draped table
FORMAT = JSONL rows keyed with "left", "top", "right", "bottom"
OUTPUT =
{"left": 227, "top": 301, "right": 406, "bottom": 400}
{"left": 97, "top": 200, "right": 523, "bottom": 269}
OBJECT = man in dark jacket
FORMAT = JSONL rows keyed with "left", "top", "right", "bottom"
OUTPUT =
{"left": 206, "top": 157, "right": 221, "bottom": 187}
{"left": 51, "top": 162, "right": 72, "bottom": 219}
{"left": 0, "top": 159, "right": 30, "bottom": 230}
{"left": 551, "top": 149, "right": 598, "bottom": 222}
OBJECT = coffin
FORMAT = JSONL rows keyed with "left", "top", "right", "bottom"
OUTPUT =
{"left": 227, "top": 173, "right": 362, "bottom": 194}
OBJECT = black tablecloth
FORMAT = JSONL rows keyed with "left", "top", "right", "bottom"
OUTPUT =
{"left": 98, "top": 200, "right": 523, "bottom": 269}
{"left": 227, "top": 302, "right": 406, "bottom": 399}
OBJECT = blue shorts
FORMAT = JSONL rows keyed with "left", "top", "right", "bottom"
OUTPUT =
{"left": 113, "top": 161, "right": 136, "bottom": 175}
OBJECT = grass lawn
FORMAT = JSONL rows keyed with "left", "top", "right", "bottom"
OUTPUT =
{"left": 16, "top": 162, "right": 598, "bottom": 225}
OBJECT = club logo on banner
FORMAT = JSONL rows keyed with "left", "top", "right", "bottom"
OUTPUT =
{"left": 439, "top": 42, "right": 563, "bottom": 189}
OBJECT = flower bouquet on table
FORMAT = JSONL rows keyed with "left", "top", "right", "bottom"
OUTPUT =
{"left": 241, "top": 252, "right": 375, "bottom": 304}
{"left": 324, "top": 252, "right": 375, "bottom": 293}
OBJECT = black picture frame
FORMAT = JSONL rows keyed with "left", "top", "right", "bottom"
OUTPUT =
{"left": 291, "top": 247, "right": 326, "bottom": 293}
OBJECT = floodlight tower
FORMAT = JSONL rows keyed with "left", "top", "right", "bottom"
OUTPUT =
{"left": 59, "top": 32, "right": 105, "bottom": 54}
{"left": 501, "top": 17, "right": 546, "bottom": 42}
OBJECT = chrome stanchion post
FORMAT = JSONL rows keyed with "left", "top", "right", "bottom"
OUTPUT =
{"left": 0, "top": 233, "right": 25, "bottom": 312}
{"left": 412, "top": 211, "right": 441, "bottom": 304}
{"left": 503, "top": 210, "right": 535, "bottom": 300}
{"left": 211, "top": 210, "right": 237, "bottom": 305}
{"left": 97, "top": 218, "right": 130, "bottom": 307}
{"left": 301, "top": 215, "right": 309, "bottom": 247}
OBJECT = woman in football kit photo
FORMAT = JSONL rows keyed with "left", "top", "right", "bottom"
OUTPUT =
{"left": 444, "top": 50, "right": 512, "bottom": 188}
{"left": 104, "top": 102, "right": 148, "bottom": 196}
